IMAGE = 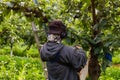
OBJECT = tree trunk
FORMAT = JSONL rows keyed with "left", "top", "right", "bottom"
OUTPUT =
{"left": 10, "top": 37, "right": 14, "bottom": 56}
{"left": 88, "top": 0, "right": 101, "bottom": 80}
{"left": 88, "top": 49, "right": 101, "bottom": 80}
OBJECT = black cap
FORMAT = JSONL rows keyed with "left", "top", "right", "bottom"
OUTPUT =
{"left": 48, "top": 20, "right": 66, "bottom": 35}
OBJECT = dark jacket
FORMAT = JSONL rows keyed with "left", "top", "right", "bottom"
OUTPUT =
{"left": 40, "top": 42, "right": 87, "bottom": 80}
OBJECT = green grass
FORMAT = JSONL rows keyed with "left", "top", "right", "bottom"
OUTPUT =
{"left": 0, "top": 55, "right": 45, "bottom": 80}
{"left": 113, "top": 54, "right": 120, "bottom": 64}
{"left": 99, "top": 66, "right": 120, "bottom": 80}
{"left": 0, "top": 49, "right": 120, "bottom": 80}
{"left": 0, "top": 44, "right": 39, "bottom": 58}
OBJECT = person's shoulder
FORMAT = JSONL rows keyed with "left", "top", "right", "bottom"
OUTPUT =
{"left": 40, "top": 43, "right": 47, "bottom": 50}
{"left": 63, "top": 45, "right": 74, "bottom": 51}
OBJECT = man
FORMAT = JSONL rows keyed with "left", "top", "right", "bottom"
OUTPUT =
{"left": 40, "top": 20, "right": 87, "bottom": 80}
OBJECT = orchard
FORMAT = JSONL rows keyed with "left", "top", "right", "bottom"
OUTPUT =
{"left": 0, "top": 0, "right": 120, "bottom": 80}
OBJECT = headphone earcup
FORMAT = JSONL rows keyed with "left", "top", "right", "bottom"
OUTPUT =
{"left": 61, "top": 31, "right": 67, "bottom": 39}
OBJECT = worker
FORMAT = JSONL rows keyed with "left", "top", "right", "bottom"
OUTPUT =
{"left": 40, "top": 20, "right": 87, "bottom": 80}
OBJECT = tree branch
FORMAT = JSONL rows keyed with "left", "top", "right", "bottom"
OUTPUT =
{"left": 91, "top": 0, "right": 97, "bottom": 25}
{"left": 5, "top": 2, "right": 48, "bottom": 23}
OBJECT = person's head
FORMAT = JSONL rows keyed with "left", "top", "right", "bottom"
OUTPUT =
{"left": 47, "top": 20, "right": 67, "bottom": 39}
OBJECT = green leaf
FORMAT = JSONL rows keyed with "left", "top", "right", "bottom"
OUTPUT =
{"left": 33, "top": 0, "right": 39, "bottom": 5}
{"left": 101, "top": 62, "right": 107, "bottom": 72}
{"left": 6, "top": 2, "right": 14, "bottom": 8}
{"left": 0, "top": 11, "right": 3, "bottom": 14}
{"left": 93, "top": 18, "right": 107, "bottom": 30}
{"left": 93, "top": 23, "right": 99, "bottom": 30}
{"left": 94, "top": 47, "right": 102, "bottom": 55}
{"left": 101, "top": 58, "right": 112, "bottom": 72}
{"left": 82, "top": 0, "right": 91, "bottom": 5}
{"left": 104, "top": 42, "right": 112, "bottom": 47}
{"left": 88, "top": 38, "right": 96, "bottom": 45}
{"left": 99, "top": 18, "right": 107, "bottom": 28}
{"left": 19, "top": 2, "right": 25, "bottom": 7}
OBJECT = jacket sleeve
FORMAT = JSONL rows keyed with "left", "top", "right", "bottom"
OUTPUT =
{"left": 69, "top": 48, "right": 87, "bottom": 72}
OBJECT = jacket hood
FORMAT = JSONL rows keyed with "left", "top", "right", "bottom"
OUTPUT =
{"left": 40, "top": 42, "right": 64, "bottom": 61}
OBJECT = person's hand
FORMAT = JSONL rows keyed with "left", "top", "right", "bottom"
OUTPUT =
{"left": 75, "top": 45, "right": 82, "bottom": 49}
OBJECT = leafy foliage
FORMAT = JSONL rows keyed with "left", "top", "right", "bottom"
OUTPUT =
{"left": 0, "top": 55, "right": 45, "bottom": 80}
{"left": 99, "top": 67, "right": 120, "bottom": 80}
{"left": 0, "top": 0, "right": 120, "bottom": 79}
{"left": 0, "top": 43, "right": 39, "bottom": 57}
{"left": 113, "top": 53, "right": 120, "bottom": 64}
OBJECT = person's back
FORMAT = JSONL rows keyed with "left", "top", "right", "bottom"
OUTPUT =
{"left": 40, "top": 20, "right": 87, "bottom": 80}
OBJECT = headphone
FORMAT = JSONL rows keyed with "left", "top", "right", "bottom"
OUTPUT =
{"left": 60, "top": 28, "right": 67, "bottom": 39}
{"left": 46, "top": 28, "right": 67, "bottom": 39}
